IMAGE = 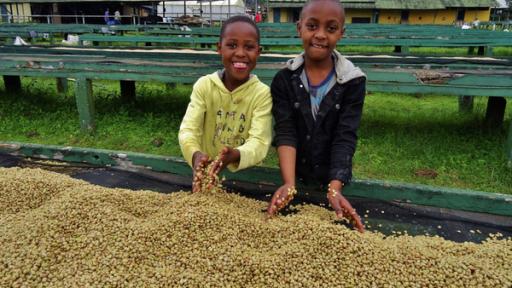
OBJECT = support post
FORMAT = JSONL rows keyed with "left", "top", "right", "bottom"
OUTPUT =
{"left": 393, "top": 45, "right": 408, "bottom": 54}
{"left": 507, "top": 119, "right": 512, "bottom": 168}
{"left": 458, "top": 96, "right": 474, "bottom": 113}
{"left": 3, "top": 75, "right": 21, "bottom": 93}
{"left": 51, "top": 3, "right": 61, "bottom": 24}
{"left": 120, "top": 80, "right": 136, "bottom": 103}
{"left": 484, "top": 96, "right": 506, "bottom": 128}
{"left": 485, "top": 46, "right": 493, "bottom": 57}
{"left": 477, "top": 46, "right": 485, "bottom": 56}
{"left": 75, "top": 77, "right": 95, "bottom": 132}
{"left": 56, "top": 77, "right": 68, "bottom": 94}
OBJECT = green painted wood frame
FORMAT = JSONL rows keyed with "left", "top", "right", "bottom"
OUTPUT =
{"left": 0, "top": 141, "right": 511, "bottom": 217}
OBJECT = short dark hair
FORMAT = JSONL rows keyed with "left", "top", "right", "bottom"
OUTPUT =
{"left": 300, "top": 0, "right": 345, "bottom": 24}
{"left": 219, "top": 15, "right": 260, "bottom": 43}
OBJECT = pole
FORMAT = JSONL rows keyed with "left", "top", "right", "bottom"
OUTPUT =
{"left": 266, "top": 0, "right": 269, "bottom": 22}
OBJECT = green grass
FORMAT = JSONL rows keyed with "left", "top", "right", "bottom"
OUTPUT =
{"left": 0, "top": 77, "right": 511, "bottom": 195}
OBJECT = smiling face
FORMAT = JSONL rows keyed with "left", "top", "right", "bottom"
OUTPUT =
{"left": 297, "top": 0, "right": 345, "bottom": 64}
{"left": 217, "top": 21, "right": 261, "bottom": 91}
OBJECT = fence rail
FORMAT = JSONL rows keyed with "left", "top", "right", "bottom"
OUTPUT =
{"left": 0, "top": 12, "right": 246, "bottom": 25}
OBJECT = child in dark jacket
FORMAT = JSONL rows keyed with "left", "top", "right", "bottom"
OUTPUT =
{"left": 267, "top": 0, "right": 365, "bottom": 232}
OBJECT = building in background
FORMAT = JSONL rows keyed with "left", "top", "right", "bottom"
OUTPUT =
{"left": 491, "top": 0, "right": 510, "bottom": 21}
{"left": 0, "top": 0, "right": 500, "bottom": 25}
{"left": 265, "top": 0, "right": 496, "bottom": 24}
{"left": 0, "top": 0, "right": 160, "bottom": 24}
{"left": 158, "top": 0, "right": 246, "bottom": 22}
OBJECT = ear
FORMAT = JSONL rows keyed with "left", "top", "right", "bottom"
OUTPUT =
{"left": 216, "top": 41, "right": 221, "bottom": 54}
{"left": 339, "top": 26, "right": 345, "bottom": 39}
{"left": 296, "top": 20, "right": 302, "bottom": 37}
{"left": 257, "top": 45, "right": 262, "bottom": 56}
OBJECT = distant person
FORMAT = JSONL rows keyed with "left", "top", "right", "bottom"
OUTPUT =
{"left": 266, "top": 0, "right": 366, "bottom": 232}
{"left": 114, "top": 10, "right": 121, "bottom": 25}
{"left": 472, "top": 18, "right": 480, "bottom": 28}
{"left": 255, "top": 12, "right": 262, "bottom": 23}
{"left": 461, "top": 22, "right": 471, "bottom": 30}
{"left": 104, "top": 8, "right": 110, "bottom": 24}
{"left": 179, "top": 16, "right": 272, "bottom": 193}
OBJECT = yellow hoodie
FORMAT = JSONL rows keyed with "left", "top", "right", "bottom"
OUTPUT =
{"left": 179, "top": 71, "right": 272, "bottom": 172}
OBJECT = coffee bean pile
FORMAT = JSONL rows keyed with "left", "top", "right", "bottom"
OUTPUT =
{"left": 1, "top": 167, "right": 510, "bottom": 287}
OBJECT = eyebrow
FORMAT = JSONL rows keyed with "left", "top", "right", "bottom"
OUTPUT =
{"left": 306, "top": 18, "right": 343, "bottom": 26}
{"left": 224, "top": 38, "right": 258, "bottom": 43}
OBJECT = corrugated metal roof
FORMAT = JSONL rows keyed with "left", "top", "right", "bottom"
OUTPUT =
{"left": 344, "top": 0, "right": 376, "bottom": 8}
{"left": 442, "top": 0, "right": 496, "bottom": 8}
{"left": 493, "top": 0, "right": 507, "bottom": 8}
{"left": 267, "top": 0, "right": 495, "bottom": 9}
{"left": 268, "top": 0, "right": 376, "bottom": 8}
{"left": 0, "top": 0, "right": 158, "bottom": 2}
{"left": 375, "top": 0, "right": 445, "bottom": 9}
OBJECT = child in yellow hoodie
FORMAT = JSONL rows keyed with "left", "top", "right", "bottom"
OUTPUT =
{"left": 178, "top": 16, "right": 272, "bottom": 192}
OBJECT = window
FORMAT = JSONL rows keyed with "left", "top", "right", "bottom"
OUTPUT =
{"left": 352, "top": 17, "right": 371, "bottom": 23}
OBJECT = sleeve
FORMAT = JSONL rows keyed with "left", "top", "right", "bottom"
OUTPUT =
{"left": 228, "top": 85, "right": 272, "bottom": 171}
{"left": 178, "top": 78, "right": 207, "bottom": 168}
{"left": 271, "top": 71, "right": 298, "bottom": 148}
{"left": 329, "top": 77, "right": 366, "bottom": 184}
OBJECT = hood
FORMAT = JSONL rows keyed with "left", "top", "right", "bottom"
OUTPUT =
{"left": 286, "top": 50, "right": 366, "bottom": 84}
{"left": 208, "top": 70, "right": 261, "bottom": 95}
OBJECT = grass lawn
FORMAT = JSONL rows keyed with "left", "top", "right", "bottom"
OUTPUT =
{"left": 0, "top": 77, "right": 511, "bottom": 195}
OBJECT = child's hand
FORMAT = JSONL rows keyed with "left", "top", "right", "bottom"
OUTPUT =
{"left": 266, "top": 183, "right": 297, "bottom": 216}
{"left": 327, "top": 182, "right": 365, "bottom": 233}
{"left": 207, "top": 147, "right": 240, "bottom": 178}
{"left": 192, "top": 151, "right": 210, "bottom": 193}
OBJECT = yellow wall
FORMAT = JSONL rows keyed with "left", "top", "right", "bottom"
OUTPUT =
{"left": 267, "top": 8, "right": 292, "bottom": 23}
{"left": 379, "top": 10, "right": 401, "bottom": 24}
{"left": 280, "top": 8, "right": 288, "bottom": 23}
{"left": 380, "top": 10, "right": 454, "bottom": 25}
{"left": 267, "top": 7, "right": 491, "bottom": 24}
{"left": 377, "top": 8, "right": 490, "bottom": 25}
{"left": 22, "top": 3, "right": 31, "bottom": 22}
{"left": 4, "top": 3, "right": 31, "bottom": 23}
{"left": 409, "top": 10, "right": 440, "bottom": 24}
{"left": 432, "top": 9, "right": 456, "bottom": 24}
{"left": 464, "top": 8, "right": 491, "bottom": 22}
{"left": 345, "top": 9, "right": 373, "bottom": 23}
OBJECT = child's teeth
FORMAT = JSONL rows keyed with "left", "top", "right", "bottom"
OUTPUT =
{"left": 233, "top": 62, "right": 247, "bottom": 68}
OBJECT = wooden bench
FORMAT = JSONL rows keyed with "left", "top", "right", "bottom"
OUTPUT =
{"left": 2, "top": 23, "right": 510, "bottom": 56}
{"left": 2, "top": 142, "right": 511, "bottom": 217}
{"left": 76, "top": 33, "right": 512, "bottom": 56}
{"left": 1, "top": 47, "right": 511, "bottom": 165}
{"left": 0, "top": 23, "right": 144, "bottom": 44}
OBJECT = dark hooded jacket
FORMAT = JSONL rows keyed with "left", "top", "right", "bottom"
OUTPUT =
{"left": 271, "top": 50, "right": 366, "bottom": 185}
